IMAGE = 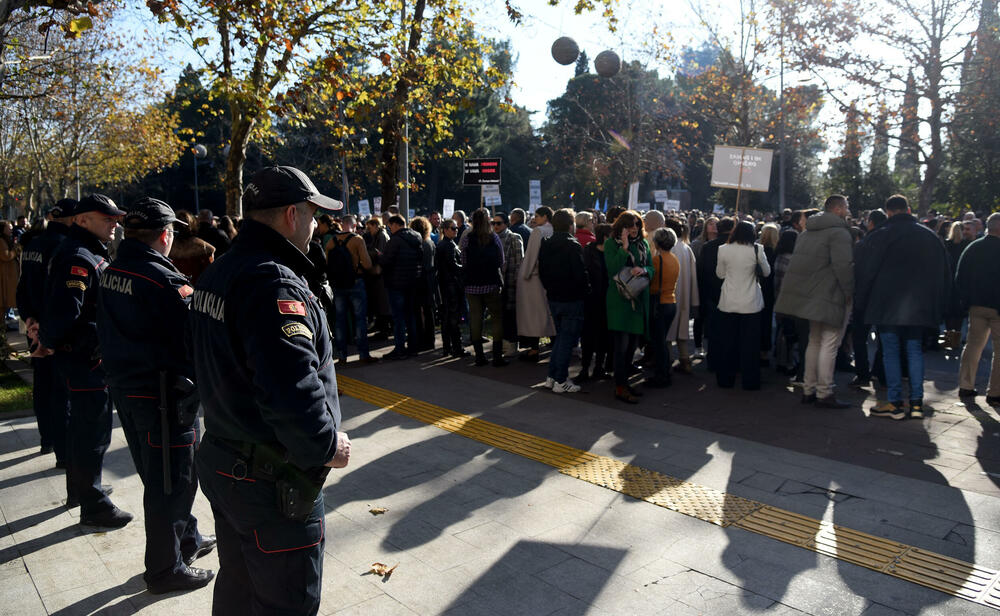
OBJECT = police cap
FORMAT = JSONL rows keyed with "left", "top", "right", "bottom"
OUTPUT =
{"left": 243, "top": 166, "right": 343, "bottom": 213}
{"left": 49, "top": 198, "right": 78, "bottom": 218}
{"left": 123, "top": 197, "right": 187, "bottom": 230}
{"left": 75, "top": 194, "right": 126, "bottom": 217}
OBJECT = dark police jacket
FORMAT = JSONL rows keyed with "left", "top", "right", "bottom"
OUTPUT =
{"left": 381, "top": 227, "right": 423, "bottom": 290}
{"left": 189, "top": 219, "right": 339, "bottom": 471}
{"left": 539, "top": 231, "right": 590, "bottom": 303}
{"left": 855, "top": 213, "right": 951, "bottom": 328}
{"left": 97, "top": 238, "right": 194, "bottom": 393}
{"left": 39, "top": 224, "right": 110, "bottom": 388}
{"left": 15, "top": 221, "right": 70, "bottom": 323}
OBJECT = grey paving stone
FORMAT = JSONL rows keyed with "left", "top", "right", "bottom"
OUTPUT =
{"left": 465, "top": 570, "right": 584, "bottom": 615}
{"left": 0, "top": 572, "right": 47, "bottom": 616}
{"left": 331, "top": 593, "right": 418, "bottom": 615}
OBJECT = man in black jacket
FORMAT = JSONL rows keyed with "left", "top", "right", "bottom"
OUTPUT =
{"left": 855, "top": 195, "right": 951, "bottom": 419}
{"left": 436, "top": 220, "right": 465, "bottom": 357}
{"left": 538, "top": 208, "right": 590, "bottom": 393}
{"left": 16, "top": 199, "right": 75, "bottom": 464}
{"left": 955, "top": 212, "right": 1000, "bottom": 405}
{"left": 697, "top": 217, "right": 734, "bottom": 372}
{"left": 380, "top": 214, "right": 423, "bottom": 359}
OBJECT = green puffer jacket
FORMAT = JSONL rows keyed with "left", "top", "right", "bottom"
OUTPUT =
{"left": 774, "top": 211, "right": 853, "bottom": 326}
{"left": 604, "top": 237, "right": 654, "bottom": 336}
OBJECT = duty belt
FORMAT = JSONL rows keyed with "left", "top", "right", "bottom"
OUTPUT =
{"left": 205, "top": 434, "right": 290, "bottom": 482}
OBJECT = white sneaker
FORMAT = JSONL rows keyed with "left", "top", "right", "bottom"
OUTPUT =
{"left": 544, "top": 377, "right": 556, "bottom": 389}
{"left": 552, "top": 379, "right": 581, "bottom": 394}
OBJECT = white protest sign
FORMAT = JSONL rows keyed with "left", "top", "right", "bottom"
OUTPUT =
{"left": 484, "top": 195, "right": 502, "bottom": 207}
{"left": 407, "top": 208, "right": 415, "bottom": 220}
{"left": 710, "top": 146, "right": 774, "bottom": 192}
{"left": 653, "top": 189, "right": 668, "bottom": 203}
{"left": 713, "top": 203, "right": 725, "bottom": 214}
{"left": 442, "top": 199, "right": 455, "bottom": 218}
{"left": 528, "top": 179, "right": 542, "bottom": 206}
{"left": 627, "top": 182, "right": 640, "bottom": 210}
{"left": 635, "top": 202, "right": 650, "bottom": 212}
{"left": 373, "top": 197, "right": 382, "bottom": 215}
{"left": 357, "top": 199, "right": 371, "bottom": 217}
{"left": 664, "top": 200, "right": 680, "bottom": 212}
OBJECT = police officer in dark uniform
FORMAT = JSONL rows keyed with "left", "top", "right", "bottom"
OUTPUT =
{"left": 16, "top": 199, "right": 76, "bottom": 465}
{"left": 96, "top": 197, "right": 217, "bottom": 593}
{"left": 38, "top": 194, "right": 133, "bottom": 528}
{"left": 190, "top": 167, "right": 351, "bottom": 615}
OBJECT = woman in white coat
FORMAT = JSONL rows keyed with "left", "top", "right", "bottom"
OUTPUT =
{"left": 715, "top": 220, "right": 770, "bottom": 390}
{"left": 515, "top": 207, "right": 556, "bottom": 361}
{"left": 664, "top": 218, "right": 699, "bottom": 373}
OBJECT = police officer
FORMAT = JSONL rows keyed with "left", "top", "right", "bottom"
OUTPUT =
{"left": 190, "top": 167, "right": 351, "bottom": 615}
{"left": 16, "top": 199, "right": 75, "bottom": 466}
{"left": 38, "top": 194, "right": 133, "bottom": 528}
{"left": 96, "top": 197, "right": 216, "bottom": 593}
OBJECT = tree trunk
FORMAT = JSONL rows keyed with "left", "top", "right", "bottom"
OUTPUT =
{"left": 379, "top": 119, "right": 399, "bottom": 208}
{"left": 919, "top": 48, "right": 944, "bottom": 216}
{"left": 224, "top": 106, "right": 254, "bottom": 218}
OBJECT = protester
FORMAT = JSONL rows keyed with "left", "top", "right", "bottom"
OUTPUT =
{"left": 363, "top": 217, "right": 392, "bottom": 341}
{"left": 663, "top": 218, "right": 699, "bottom": 373}
{"left": 773, "top": 229, "right": 800, "bottom": 376}
{"left": 516, "top": 206, "right": 556, "bottom": 361}
{"left": 698, "top": 217, "right": 735, "bottom": 372}
{"left": 648, "top": 227, "right": 680, "bottom": 388}
{"left": 461, "top": 208, "right": 507, "bottom": 367}
{"left": 493, "top": 212, "right": 524, "bottom": 354}
{"left": 580, "top": 223, "right": 613, "bottom": 381}
{"left": 436, "top": 219, "right": 465, "bottom": 357}
{"left": 380, "top": 214, "right": 424, "bottom": 360}
{"left": 196, "top": 209, "right": 231, "bottom": 255}
{"left": 774, "top": 196, "right": 854, "bottom": 408}
{"left": 410, "top": 216, "right": 437, "bottom": 352}
{"left": 574, "top": 211, "right": 596, "bottom": 246}
{"left": 538, "top": 208, "right": 589, "bottom": 392}
{"left": 168, "top": 210, "right": 215, "bottom": 283}
{"left": 509, "top": 208, "right": 532, "bottom": 246}
{"left": 605, "top": 210, "right": 653, "bottom": 403}
{"left": 715, "top": 220, "right": 771, "bottom": 390}
{"left": 328, "top": 216, "right": 377, "bottom": 364}
{"left": 955, "top": 212, "right": 1000, "bottom": 405}
{"left": 759, "top": 223, "right": 780, "bottom": 365}
{"left": 856, "top": 195, "right": 951, "bottom": 419}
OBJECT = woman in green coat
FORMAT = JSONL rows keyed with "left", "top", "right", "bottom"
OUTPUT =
{"left": 604, "top": 210, "right": 654, "bottom": 403}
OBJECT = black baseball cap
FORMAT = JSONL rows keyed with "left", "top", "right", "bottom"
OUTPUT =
{"left": 243, "top": 166, "right": 343, "bottom": 213}
{"left": 49, "top": 198, "right": 78, "bottom": 218}
{"left": 75, "top": 194, "right": 126, "bottom": 217}
{"left": 123, "top": 197, "right": 187, "bottom": 230}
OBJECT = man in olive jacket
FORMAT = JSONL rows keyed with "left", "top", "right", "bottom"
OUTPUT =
{"left": 775, "top": 195, "right": 854, "bottom": 408}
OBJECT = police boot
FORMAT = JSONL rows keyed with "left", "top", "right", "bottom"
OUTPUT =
{"left": 473, "top": 343, "right": 488, "bottom": 366}
{"left": 492, "top": 340, "right": 509, "bottom": 367}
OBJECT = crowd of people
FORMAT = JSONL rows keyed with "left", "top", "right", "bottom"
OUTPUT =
{"left": 1, "top": 162, "right": 998, "bottom": 614}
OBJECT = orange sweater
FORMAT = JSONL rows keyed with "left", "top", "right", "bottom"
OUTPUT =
{"left": 650, "top": 251, "right": 679, "bottom": 304}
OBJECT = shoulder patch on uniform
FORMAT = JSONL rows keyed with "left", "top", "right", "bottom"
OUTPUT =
{"left": 277, "top": 300, "right": 306, "bottom": 316}
{"left": 281, "top": 322, "right": 313, "bottom": 339}
{"left": 70, "top": 265, "right": 88, "bottom": 277}
{"left": 66, "top": 280, "right": 86, "bottom": 291}
{"left": 178, "top": 284, "right": 194, "bottom": 298}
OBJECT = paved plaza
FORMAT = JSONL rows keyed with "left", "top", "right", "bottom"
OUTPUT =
{"left": 2, "top": 331, "right": 999, "bottom": 615}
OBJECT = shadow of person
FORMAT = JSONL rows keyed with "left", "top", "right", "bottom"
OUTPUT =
{"left": 47, "top": 573, "right": 182, "bottom": 615}
{"left": 964, "top": 399, "right": 1000, "bottom": 492}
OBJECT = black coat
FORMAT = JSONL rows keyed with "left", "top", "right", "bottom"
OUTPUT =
{"left": 855, "top": 213, "right": 951, "bottom": 328}
{"left": 381, "top": 227, "right": 424, "bottom": 290}
{"left": 538, "top": 232, "right": 589, "bottom": 303}
{"left": 436, "top": 237, "right": 463, "bottom": 292}
{"left": 697, "top": 234, "right": 729, "bottom": 308}
{"left": 955, "top": 235, "right": 1000, "bottom": 313}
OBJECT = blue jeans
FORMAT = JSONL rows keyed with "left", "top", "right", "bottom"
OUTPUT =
{"left": 387, "top": 288, "right": 416, "bottom": 354}
{"left": 334, "top": 278, "right": 370, "bottom": 359}
{"left": 547, "top": 300, "right": 585, "bottom": 383}
{"left": 878, "top": 325, "right": 924, "bottom": 401}
{"left": 651, "top": 303, "right": 678, "bottom": 383}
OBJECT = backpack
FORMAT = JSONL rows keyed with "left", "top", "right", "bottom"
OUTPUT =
{"left": 327, "top": 233, "right": 359, "bottom": 289}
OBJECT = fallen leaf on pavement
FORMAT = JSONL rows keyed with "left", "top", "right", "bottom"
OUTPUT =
{"left": 369, "top": 506, "right": 388, "bottom": 515}
{"left": 370, "top": 562, "right": 398, "bottom": 577}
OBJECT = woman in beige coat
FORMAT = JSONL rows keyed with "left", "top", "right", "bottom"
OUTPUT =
{"left": 515, "top": 207, "right": 556, "bottom": 361}
{"left": 664, "top": 218, "right": 699, "bottom": 372}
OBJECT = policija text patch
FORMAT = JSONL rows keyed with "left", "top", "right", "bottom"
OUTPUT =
{"left": 281, "top": 322, "right": 313, "bottom": 339}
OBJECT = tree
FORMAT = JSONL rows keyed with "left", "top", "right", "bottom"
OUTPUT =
{"left": 780, "top": 0, "right": 981, "bottom": 213}
{"left": 826, "top": 102, "right": 865, "bottom": 209}
{"left": 895, "top": 71, "right": 920, "bottom": 187}
{"left": 574, "top": 49, "right": 589, "bottom": 76}
{"left": 862, "top": 103, "right": 897, "bottom": 209}
{"left": 949, "top": 0, "right": 1000, "bottom": 211}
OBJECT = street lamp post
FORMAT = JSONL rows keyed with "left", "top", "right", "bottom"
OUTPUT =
{"left": 193, "top": 144, "right": 207, "bottom": 214}
{"left": 340, "top": 135, "right": 368, "bottom": 216}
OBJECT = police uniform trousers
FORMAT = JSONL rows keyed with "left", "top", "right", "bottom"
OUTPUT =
{"left": 32, "top": 355, "right": 69, "bottom": 463}
{"left": 56, "top": 357, "right": 114, "bottom": 514}
{"left": 111, "top": 390, "right": 203, "bottom": 583}
{"left": 197, "top": 436, "right": 324, "bottom": 616}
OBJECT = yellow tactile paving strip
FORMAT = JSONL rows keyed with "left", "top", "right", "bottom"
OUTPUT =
{"left": 337, "top": 375, "right": 1000, "bottom": 610}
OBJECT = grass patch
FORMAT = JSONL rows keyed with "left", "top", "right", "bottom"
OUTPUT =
{"left": 0, "top": 362, "right": 32, "bottom": 414}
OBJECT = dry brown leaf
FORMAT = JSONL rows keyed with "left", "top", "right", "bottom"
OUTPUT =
{"left": 369, "top": 562, "right": 398, "bottom": 577}
{"left": 369, "top": 507, "right": 388, "bottom": 515}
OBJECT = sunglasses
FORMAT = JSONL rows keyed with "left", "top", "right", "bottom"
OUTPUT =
{"left": 491, "top": 221, "right": 505, "bottom": 226}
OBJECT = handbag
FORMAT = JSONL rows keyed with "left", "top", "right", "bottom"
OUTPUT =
{"left": 753, "top": 244, "right": 765, "bottom": 282}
